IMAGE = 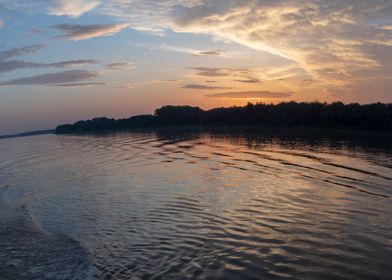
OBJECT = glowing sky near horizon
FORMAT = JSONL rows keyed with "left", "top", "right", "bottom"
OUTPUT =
{"left": 0, "top": 0, "right": 391, "bottom": 134}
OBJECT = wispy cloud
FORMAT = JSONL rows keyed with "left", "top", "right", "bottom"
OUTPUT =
{"left": 104, "top": 61, "right": 135, "bottom": 71}
{"left": 94, "top": 0, "right": 392, "bottom": 96}
{"left": 0, "top": 70, "right": 98, "bottom": 86}
{"left": 52, "top": 82, "right": 104, "bottom": 87}
{"left": 30, "top": 28, "right": 43, "bottom": 34}
{"left": 3, "top": 0, "right": 392, "bottom": 99}
{"left": 0, "top": 19, "right": 4, "bottom": 28}
{"left": 380, "top": 25, "right": 392, "bottom": 31}
{"left": 172, "top": 1, "right": 392, "bottom": 85}
{"left": 0, "top": 44, "right": 44, "bottom": 61}
{"left": 161, "top": 44, "right": 227, "bottom": 57}
{"left": 182, "top": 84, "right": 230, "bottom": 90}
{"left": 189, "top": 67, "right": 251, "bottom": 78}
{"left": 189, "top": 67, "right": 232, "bottom": 77}
{"left": 51, "top": 23, "right": 129, "bottom": 40}
{"left": 199, "top": 50, "right": 226, "bottom": 56}
{"left": 206, "top": 91, "right": 292, "bottom": 99}
{"left": 49, "top": 59, "right": 98, "bottom": 68}
{"left": 234, "top": 78, "right": 261, "bottom": 84}
{"left": 0, "top": 59, "right": 98, "bottom": 73}
{"left": 48, "top": 0, "right": 100, "bottom": 18}
{"left": 147, "top": 79, "right": 179, "bottom": 84}
{"left": 20, "top": 28, "right": 44, "bottom": 38}
{"left": 114, "top": 82, "right": 136, "bottom": 89}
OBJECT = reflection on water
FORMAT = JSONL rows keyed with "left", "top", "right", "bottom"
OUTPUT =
{"left": 0, "top": 130, "right": 391, "bottom": 279}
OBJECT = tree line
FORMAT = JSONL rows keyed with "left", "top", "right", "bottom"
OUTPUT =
{"left": 55, "top": 101, "right": 392, "bottom": 134}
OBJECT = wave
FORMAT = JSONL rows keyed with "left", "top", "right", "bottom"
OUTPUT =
{"left": 0, "top": 185, "right": 96, "bottom": 280}
{"left": 1, "top": 133, "right": 392, "bottom": 279}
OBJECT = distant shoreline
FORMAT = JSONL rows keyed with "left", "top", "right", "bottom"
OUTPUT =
{"left": 0, "top": 130, "right": 54, "bottom": 140}
{"left": 3, "top": 102, "right": 392, "bottom": 139}
{"left": 55, "top": 102, "right": 392, "bottom": 135}
{"left": 58, "top": 126, "right": 392, "bottom": 137}
{"left": 4, "top": 126, "right": 392, "bottom": 142}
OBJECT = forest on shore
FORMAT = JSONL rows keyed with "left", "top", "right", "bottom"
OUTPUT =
{"left": 55, "top": 102, "right": 392, "bottom": 134}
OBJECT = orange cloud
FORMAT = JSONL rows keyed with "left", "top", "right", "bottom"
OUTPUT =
{"left": 48, "top": 0, "right": 100, "bottom": 18}
{"left": 51, "top": 23, "right": 129, "bottom": 40}
{"left": 206, "top": 91, "right": 292, "bottom": 99}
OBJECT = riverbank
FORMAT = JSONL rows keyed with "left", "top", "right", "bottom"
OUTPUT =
{"left": 55, "top": 102, "right": 392, "bottom": 134}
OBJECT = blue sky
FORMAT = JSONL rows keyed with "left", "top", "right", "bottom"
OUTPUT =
{"left": 0, "top": 1, "right": 391, "bottom": 134}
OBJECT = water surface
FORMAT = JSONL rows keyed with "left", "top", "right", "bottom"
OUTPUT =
{"left": 0, "top": 130, "right": 391, "bottom": 279}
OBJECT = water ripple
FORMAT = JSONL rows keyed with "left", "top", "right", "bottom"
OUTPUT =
{"left": 0, "top": 131, "right": 391, "bottom": 279}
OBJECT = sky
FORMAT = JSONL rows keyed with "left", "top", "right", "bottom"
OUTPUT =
{"left": 0, "top": 0, "right": 391, "bottom": 134}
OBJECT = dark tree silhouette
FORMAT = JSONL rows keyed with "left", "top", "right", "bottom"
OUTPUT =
{"left": 55, "top": 102, "right": 392, "bottom": 134}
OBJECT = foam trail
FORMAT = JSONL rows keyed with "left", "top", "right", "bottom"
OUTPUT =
{"left": 0, "top": 186, "right": 96, "bottom": 280}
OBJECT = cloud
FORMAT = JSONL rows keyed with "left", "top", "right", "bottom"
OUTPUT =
{"left": 1, "top": 1, "right": 99, "bottom": 17}
{"left": 234, "top": 78, "right": 261, "bottom": 84}
{"left": 94, "top": 0, "right": 392, "bottom": 95}
{"left": 172, "top": 1, "right": 392, "bottom": 84}
{"left": 258, "top": 64, "right": 310, "bottom": 82}
{"left": 0, "top": 70, "right": 98, "bottom": 86}
{"left": 0, "top": 19, "right": 3, "bottom": 28}
{"left": 20, "top": 28, "right": 44, "bottom": 39}
{"left": 0, "top": 59, "right": 98, "bottom": 73}
{"left": 181, "top": 84, "right": 230, "bottom": 90}
{"left": 189, "top": 67, "right": 229, "bottom": 77}
{"left": 49, "top": 59, "right": 98, "bottom": 67}
{"left": 188, "top": 67, "right": 253, "bottom": 79}
{"left": 52, "top": 82, "right": 104, "bottom": 87}
{"left": 0, "top": 44, "right": 44, "bottom": 61}
{"left": 30, "top": 28, "right": 43, "bottom": 34}
{"left": 4, "top": 1, "right": 392, "bottom": 98}
{"left": 198, "top": 50, "right": 226, "bottom": 56}
{"left": 48, "top": 0, "right": 100, "bottom": 18}
{"left": 114, "top": 82, "right": 136, "bottom": 89}
{"left": 51, "top": 23, "right": 129, "bottom": 40}
{"left": 189, "top": 67, "right": 236, "bottom": 77}
{"left": 160, "top": 44, "right": 227, "bottom": 56}
{"left": 205, "top": 91, "right": 292, "bottom": 99}
{"left": 147, "top": 79, "right": 179, "bottom": 84}
{"left": 104, "top": 61, "right": 135, "bottom": 71}
{"left": 381, "top": 25, "right": 392, "bottom": 31}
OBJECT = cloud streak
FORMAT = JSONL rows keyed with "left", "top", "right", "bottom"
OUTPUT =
{"left": 3, "top": 0, "right": 392, "bottom": 99}
{"left": 0, "top": 70, "right": 98, "bottom": 86}
{"left": 189, "top": 67, "right": 247, "bottom": 78}
{"left": 0, "top": 59, "right": 98, "bottom": 73}
{"left": 198, "top": 50, "right": 226, "bottom": 56}
{"left": 234, "top": 78, "right": 261, "bottom": 84}
{"left": 172, "top": 0, "right": 392, "bottom": 85}
{"left": 160, "top": 44, "right": 227, "bottom": 56}
{"left": 181, "top": 84, "right": 230, "bottom": 90}
{"left": 0, "top": 44, "right": 44, "bottom": 61}
{"left": 104, "top": 61, "right": 135, "bottom": 71}
{"left": 206, "top": 91, "right": 292, "bottom": 99}
{"left": 48, "top": 0, "right": 100, "bottom": 18}
{"left": 94, "top": 0, "right": 392, "bottom": 97}
{"left": 52, "top": 82, "right": 104, "bottom": 87}
{"left": 51, "top": 23, "right": 129, "bottom": 40}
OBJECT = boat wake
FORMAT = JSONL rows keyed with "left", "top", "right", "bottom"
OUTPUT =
{"left": 0, "top": 185, "right": 96, "bottom": 280}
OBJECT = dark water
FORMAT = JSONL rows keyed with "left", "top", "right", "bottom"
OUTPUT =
{"left": 0, "top": 130, "right": 391, "bottom": 279}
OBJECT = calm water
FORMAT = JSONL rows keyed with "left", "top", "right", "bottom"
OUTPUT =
{"left": 0, "top": 130, "right": 392, "bottom": 279}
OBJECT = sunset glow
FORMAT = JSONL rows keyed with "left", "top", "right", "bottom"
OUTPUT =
{"left": 0, "top": 1, "right": 391, "bottom": 134}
